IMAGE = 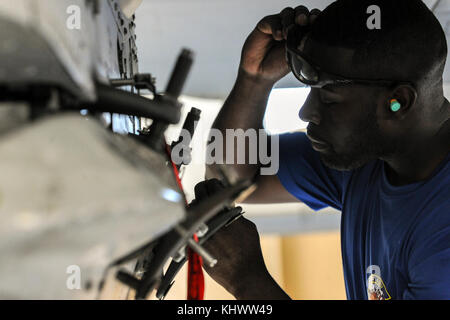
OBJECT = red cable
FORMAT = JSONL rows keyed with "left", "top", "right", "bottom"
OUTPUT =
{"left": 165, "top": 144, "right": 205, "bottom": 300}
{"left": 187, "top": 235, "right": 205, "bottom": 300}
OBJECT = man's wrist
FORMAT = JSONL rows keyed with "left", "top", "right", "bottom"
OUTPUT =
{"left": 236, "top": 67, "right": 276, "bottom": 90}
{"left": 227, "top": 68, "right": 274, "bottom": 109}
{"left": 230, "top": 267, "right": 290, "bottom": 300}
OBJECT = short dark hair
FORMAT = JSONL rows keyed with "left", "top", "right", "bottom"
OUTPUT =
{"left": 309, "top": 0, "right": 447, "bottom": 85}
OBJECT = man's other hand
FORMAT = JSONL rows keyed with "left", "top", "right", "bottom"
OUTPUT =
{"left": 194, "top": 179, "right": 289, "bottom": 299}
{"left": 202, "top": 214, "right": 267, "bottom": 297}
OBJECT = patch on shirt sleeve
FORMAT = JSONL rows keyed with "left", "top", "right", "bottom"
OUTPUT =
{"left": 366, "top": 265, "right": 391, "bottom": 300}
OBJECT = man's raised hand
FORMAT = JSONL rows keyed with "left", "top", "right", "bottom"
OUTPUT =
{"left": 239, "top": 6, "right": 321, "bottom": 83}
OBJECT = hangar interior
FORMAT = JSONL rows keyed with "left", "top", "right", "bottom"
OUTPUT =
{"left": 0, "top": 0, "right": 448, "bottom": 300}
{"left": 130, "top": 0, "right": 450, "bottom": 299}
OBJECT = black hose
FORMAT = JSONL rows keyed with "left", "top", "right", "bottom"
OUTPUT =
{"left": 87, "top": 83, "right": 181, "bottom": 124}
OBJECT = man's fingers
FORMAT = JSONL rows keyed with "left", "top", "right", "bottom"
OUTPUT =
{"left": 257, "top": 6, "right": 317, "bottom": 40}
{"left": 205, "top": 178, "right": 225, "bottom": 196}
{"left": 257, "top": 14, "right": 283, "bottom": 41}
{"left": 279, "top": 7, "right": 295, "bottom": 40}
{"left": 309, "top": 8, "right": 321, "bottom": 23}
{"left": 194, "top": 178, "right": 226, "bottom": 201}
{"left": 294, "top": 5, "right": 310, "bottom": 26}
{"left": 194, "top": 180, "right": 209, "bottom": 200}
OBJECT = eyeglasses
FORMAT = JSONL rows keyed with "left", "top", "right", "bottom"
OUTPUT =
{"left": 285, "top": 26, "right": 406, "bottom": 88}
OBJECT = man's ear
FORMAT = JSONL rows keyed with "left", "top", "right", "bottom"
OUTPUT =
{"left": 388, "top": 84, "right": 418, "bottom": 118}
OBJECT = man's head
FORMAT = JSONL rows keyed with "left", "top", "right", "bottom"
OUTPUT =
{"left": 295, "top": 0, "right": 449, "bottom": 171}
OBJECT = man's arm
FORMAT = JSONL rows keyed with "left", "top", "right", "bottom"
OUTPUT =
{"left": 207, "top": 6, "right": 319, "bottom": 203}
{"left": 210, "top": 72, "right": 298, "bottom": 203}
{"left": 231, "top": 266, "right": 291, "bottom": 300}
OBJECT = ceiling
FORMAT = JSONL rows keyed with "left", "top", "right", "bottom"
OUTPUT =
{"left": 135, "top": 0, "right": 450, "bottom": 99}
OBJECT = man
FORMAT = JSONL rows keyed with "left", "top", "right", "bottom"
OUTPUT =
{"left": 202, "top": 0, "right": 450, "bottom": 300}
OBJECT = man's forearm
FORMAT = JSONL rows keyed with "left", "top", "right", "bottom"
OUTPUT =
{"left": 213, "top": 69, "right": 274, "bottom": 132}
{"left": 209, "top": 69, "right": 275, "bottom": 180}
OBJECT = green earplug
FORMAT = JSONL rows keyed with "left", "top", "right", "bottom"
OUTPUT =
{"left": 390, "top": 99, "right": 401, "bottom": 112}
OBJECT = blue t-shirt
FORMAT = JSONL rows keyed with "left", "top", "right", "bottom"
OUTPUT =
{"left": 277, "top": 131, "right": 450, "bottom": 300}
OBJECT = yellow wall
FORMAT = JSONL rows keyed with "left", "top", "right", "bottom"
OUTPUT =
{"left": 280, "top": 231, "right": 346, "bottom": 300}
{"left": 102, "top": 230, "right": 346, "bottom": 300}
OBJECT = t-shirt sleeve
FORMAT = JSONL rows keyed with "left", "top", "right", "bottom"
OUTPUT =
{"left": 276, "top": 131, "right": 351, "bottom": 211}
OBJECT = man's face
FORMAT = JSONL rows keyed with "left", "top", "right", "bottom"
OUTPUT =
{"left": 298, "top": 38, "right": 396, "bottom": 171}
